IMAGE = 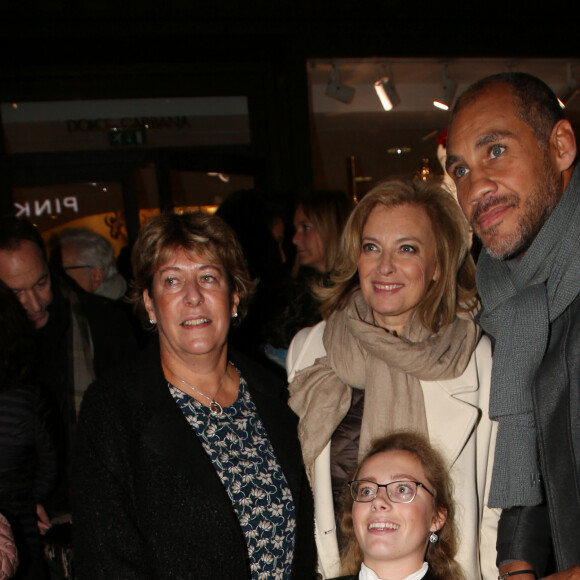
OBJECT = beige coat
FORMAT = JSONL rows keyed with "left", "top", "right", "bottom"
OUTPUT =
{"left": 287, "top": 321, "right": 499, "bottom": 580}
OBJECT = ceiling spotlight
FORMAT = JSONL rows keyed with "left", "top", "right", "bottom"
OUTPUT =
{"left": 558, "top": 64, "right": 579, "bottom": 109}
{"left": 325, "top": 64, "right": 355, "bottom": 104}
{"left": 374, "top": 76, "right": 400, "bottom": 111}
{"left": 433, "top": 65, "right": 457, "bottom": 111}
{"left": 374, "top": 64, "right": 400, "bottom": 111}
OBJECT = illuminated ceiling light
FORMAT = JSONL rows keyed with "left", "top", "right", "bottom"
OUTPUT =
{"left": 374, "top": 76, "right": 400, "bottom": 111}
{"left": 325, "top": 63, "right": 356, "bottom": 104}
{"left": 558, "top": 64, "right": 579, "bottom": 109}
{"left": 387, "top": 146, "right": 411, "bottom": 155}
{"left": 207, "top": 172, "right": 230, "bottom": 183}
{"left": 433, "top": 64, "right": 457, "bottom": 111}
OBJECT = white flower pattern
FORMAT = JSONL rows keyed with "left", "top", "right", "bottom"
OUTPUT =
{"left": 169, "top": 373, "right": 296, "bottom": 579}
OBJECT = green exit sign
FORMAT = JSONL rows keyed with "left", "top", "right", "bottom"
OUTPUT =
{"left": 108, "top": 128, "right": 147, "bottom": 146}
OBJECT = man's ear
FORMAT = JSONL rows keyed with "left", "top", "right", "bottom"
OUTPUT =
{"left": 550, "top": 119, "right": 577, "bottom": 173}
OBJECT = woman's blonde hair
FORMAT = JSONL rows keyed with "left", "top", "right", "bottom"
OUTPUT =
{"left": 294, "top": 189, "right": 355, "bottom": 275}
{"left": 128, "top": 211, "right": 256, "bottom": 327}
{"left": 340, "top": 432, "right": 465, "bottom": 580}
{"left": 318, "top": 179, "right": 477, "bottom": 331}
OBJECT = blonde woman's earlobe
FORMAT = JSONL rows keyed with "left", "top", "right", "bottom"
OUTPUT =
{"left": 431, "top": 507, "right": 448, "bottom": 531}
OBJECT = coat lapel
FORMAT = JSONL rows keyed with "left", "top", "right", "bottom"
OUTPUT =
{"left": 421, "top": 353, "right": 480, "bottom": 467}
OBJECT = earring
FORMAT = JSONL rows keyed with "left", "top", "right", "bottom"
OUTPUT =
{"left": 149, "top": 319, "right": 156, "bottom": 325}
{"left": 429, "top": 532, "right": 438, "bottom": 543}
{"left": 232, "top": 311, "right": 238, "bottom": 318}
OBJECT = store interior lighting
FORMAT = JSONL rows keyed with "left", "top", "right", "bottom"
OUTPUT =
{"left": 325, "top": 64, "right": 356, "bottom": 104}
{"left": 433, "top": 65, "right": 457, "bottom": 111}
{"left": 374, "top": 75, "right": 400, "bottom": 111}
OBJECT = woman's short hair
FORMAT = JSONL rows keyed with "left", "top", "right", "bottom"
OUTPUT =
{"left": 129, "top": 211, "right": 256, "bottom": 327}
{"left": 319, "top": 179, "right": 477, "bottom": 331}
{"left": 340, "top": 432, "right": 465, "bottom": 580}
{"left": 295, "top": 189, "right": 355, "bottom": 274}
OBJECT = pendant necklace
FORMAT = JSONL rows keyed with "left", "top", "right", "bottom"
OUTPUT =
{"left": 168, "top": 363, "right": 230, "bottom": 417}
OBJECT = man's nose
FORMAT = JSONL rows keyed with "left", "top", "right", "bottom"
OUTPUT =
{"left": 20, "top": 289, "right": 42, "bottom": 314}
{"left": 460, "top": 168, "right": 498, "bottom": 214}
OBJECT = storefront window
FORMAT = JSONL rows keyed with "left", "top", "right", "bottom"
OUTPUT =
{"left": 12, "top": 181, "right": 128, "bottom": 255}
{"left": 1, "top": 96, "right": 250, "bottom": 153}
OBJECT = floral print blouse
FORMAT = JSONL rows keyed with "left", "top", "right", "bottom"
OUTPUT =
{"left": 169, "top": 371, "right": 296, "bottom": 580}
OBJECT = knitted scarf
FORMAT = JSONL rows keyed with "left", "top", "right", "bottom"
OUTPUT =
{"left": 477, "top": 165, "right": 580, "bottom": 508}
{"left": 288, "top": 290, "right": 480, "bottom": 475}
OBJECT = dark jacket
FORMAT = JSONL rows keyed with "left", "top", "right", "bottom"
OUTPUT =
{"left": 36, "top": 277, "right": 138, "bottom": 514}
{"left": 497, "top": 293, "right": 580, "bottom": 573}
{"left": 72, "top": 341, "right": 316, "bottom": 579}
{"left": 0, "top": 383, "right": 57, "bottom": 579}
{"left": 36, "top": 277, "right": 138, "bottom": 419}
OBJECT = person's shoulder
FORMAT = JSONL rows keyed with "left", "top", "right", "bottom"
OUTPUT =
{"left": 293, "top": 320, "right": 326, "bottom": 350}
{"left": 230, "top": 347, "right": 287, "bottom": 398}
{"left": 286, "top": 320, "right": 327, "bottom": 379}
{"left": 94, "top": 339, "right": 159, "bottom": 386}
{"left": 79, "top": 347, "right": 160, "bottom": 427}
{"left": 76, "top": 286, "right": 128, "bottom": 318}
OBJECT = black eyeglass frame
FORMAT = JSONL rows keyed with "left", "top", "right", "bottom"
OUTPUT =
{"left": 346, "top": 479, "right": 435, "bottom": 503}
{"left": 63, "top": 265, "right": 96, "bottom": 271}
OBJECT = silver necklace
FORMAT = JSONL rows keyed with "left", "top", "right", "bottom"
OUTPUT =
{"left": 169, "top": 363, "right": 230, "bottom": 417}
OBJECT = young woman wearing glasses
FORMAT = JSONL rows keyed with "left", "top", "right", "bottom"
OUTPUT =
{"left": 332, "top": 432, "right": 464, "bottom": 580}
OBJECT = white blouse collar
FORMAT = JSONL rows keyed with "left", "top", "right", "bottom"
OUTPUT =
{"left": 359, "top": 561, "right": 429, "bottom": 580}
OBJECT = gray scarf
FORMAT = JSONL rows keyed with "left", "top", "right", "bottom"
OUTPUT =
{"left": 477, "top": 165, "right": 580, "bottom": 508}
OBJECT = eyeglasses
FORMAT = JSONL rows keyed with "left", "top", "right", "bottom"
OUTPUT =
{"left": 63, "top": 265, "right": 95, "bottom": 271}
{"left": 347, "top": 479, "right": 435, "bottom": 503}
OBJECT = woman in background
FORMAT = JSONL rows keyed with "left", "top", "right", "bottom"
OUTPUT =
{"left": 264, "top": 190, "right": 354, "bottom": 368}
{"left": 287, "top": 179, "right": 498, "bottom": 579}
{"left": 292, "top": 189, "right": 354, "bottom": 276}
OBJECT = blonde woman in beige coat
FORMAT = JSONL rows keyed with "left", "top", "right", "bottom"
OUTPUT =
{"left": 287, "top": 179, "right": 499, "bottom": 580}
